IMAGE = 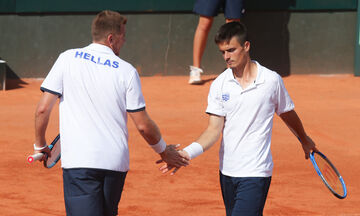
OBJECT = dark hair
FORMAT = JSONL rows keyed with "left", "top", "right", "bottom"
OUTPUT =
{"left": 91, "top": 10, "right": 127, "bottom": 42}
{"left": 215, "top": 21, "right": 248, "bottom": 46}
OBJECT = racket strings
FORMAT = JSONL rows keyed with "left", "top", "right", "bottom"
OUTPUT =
{"left": 314, "top": 154, "right": 344, "bottom": 196}
{"left": 45, "top": 139, "right": 61, "bottom": 167}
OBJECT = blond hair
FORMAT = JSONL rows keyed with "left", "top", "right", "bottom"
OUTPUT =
{"left": 91, "top": 10, "right": 127, "bottom": 42}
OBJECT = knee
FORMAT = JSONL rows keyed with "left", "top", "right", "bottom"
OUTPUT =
{"left": 197, "top": 17, "right": 214, "bottom": 32}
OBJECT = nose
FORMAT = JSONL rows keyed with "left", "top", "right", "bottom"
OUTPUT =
{"left": 224, "top": 51, "right": 230, "bottom": 60}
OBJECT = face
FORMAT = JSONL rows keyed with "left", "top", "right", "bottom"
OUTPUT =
{"left": 218, "top": 36, "right": 250, "bottom": 70}
{"left": 109, "top": 25, "right": 126, "bottom": 56}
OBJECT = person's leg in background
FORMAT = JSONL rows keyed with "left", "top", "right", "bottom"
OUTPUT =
{"left": 224, "top": 0, "right": 245, "bottom": 23}
{"left": 189, "top": 0, "right": 245, "bottom": 84}
{"left": 189, "top": 0, "right": 221, "bottom": 84}
{"left": 189, "top": 15, "right": 214, "bottom": 84}
{"left": 226, "top": 18, "right": 241, "bottom": 23}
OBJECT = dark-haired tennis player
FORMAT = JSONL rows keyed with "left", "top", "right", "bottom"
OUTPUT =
{"left": 162, "top": 22, "right": 318, "bottom": 215}
{"left": 32, "top": 10, "right": 188, "bottom": 216}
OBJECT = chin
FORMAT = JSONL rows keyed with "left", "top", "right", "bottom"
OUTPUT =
{"left": 230, "top": 63, "right": 241, "bottom": 69}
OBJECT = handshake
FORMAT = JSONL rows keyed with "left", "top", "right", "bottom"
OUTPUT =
{"left": 157, "top": 144, "right": 190, "bottom": 175}
{"left": 156, "top": 142, "right": 203, "bottom": 175}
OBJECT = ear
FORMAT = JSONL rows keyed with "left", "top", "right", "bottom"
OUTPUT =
{"left": 106, "top": 34, "right": 113, "bottom": 45}
{"left": 244, "top": 41, "right": 250, "bottom": 52}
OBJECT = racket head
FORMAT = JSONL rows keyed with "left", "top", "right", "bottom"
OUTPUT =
{"left": 309, "top": 151, "right": 347, "bottom": 199}
{"left": 44, "top": 134, "right": 61, "bottom": 168}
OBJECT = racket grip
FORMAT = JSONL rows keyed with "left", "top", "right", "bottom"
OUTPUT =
{"left": 27, "top": 153, "right": 44, "bottom": 163}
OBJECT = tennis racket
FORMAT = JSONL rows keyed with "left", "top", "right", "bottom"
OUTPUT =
{"left": 27, "top": 134, "right": 61, "bottom": 168}
{"left": 309, "top": 151, "right": 347, "bottom": 199}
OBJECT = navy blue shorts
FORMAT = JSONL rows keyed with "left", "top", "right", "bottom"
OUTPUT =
{"left": 193, "top": 0, "right": 245, "bottom": 19}
{"left": 220, "top": 171, "right": 271, "bottom": 216}
{"left": 63, "top": 168, "right": 127, "bottom": 216}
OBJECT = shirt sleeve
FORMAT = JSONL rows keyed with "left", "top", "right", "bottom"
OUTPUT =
{"left": 126, "top": 69, "right": 146, "bottom": 112}
{"left": 275, "top": 75, "right": 295, "bottom": 115}
{"left": 205, "top": 80, "right": 226, "bottom": 116}
{"left": 40, "top": 52, "right": 67, "bottom": 97}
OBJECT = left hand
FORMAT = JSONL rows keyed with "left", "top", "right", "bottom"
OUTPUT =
{"left": 159, "top": 144, "right": 190, "bottom": 166}
{"left": 157, "top": 146, "right": 190, "bottom": 175}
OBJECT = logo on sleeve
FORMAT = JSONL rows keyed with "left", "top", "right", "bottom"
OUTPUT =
{"left": 222, "top": 93, "right": 230, "bottom": 102}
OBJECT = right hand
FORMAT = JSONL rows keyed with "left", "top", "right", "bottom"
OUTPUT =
{"left": 33, "top": 144, "right": 51, "bottom": 161}
{"left": 300, "top": 136, "right": 318, "bottom": 159}
{"left": 157, "top": 145, "right": 190, "bottom": 175}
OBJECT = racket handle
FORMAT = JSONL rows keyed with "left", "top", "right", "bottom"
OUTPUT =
{"left": 27, "top": 153, "right": 44, "bottom": 163}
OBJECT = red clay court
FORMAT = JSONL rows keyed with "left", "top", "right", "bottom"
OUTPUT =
{"left": 0, "top": 74, "right": 359, "bottom": 215}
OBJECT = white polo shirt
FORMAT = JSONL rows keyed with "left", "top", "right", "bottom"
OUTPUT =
{"left": 206, "top": 61, "right": 294, "bottom": 177}
{"left": 41, "top": 43, "right": 145, "bottom": 172}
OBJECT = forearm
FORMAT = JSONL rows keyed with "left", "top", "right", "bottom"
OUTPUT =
{"left": 195, "top": 126, "right": 221, "bottom": 152}
{"left": 34, "top": 112, "right": 51, "bottom": 145}
{"left": 137, "top": 118, "right": 162, "bottom": 145}
{"left": 280, "top": 110, "right": 307, "bottom": 140}
{"left": 130, "top": 111, "right": 188, "bottom": 167}
{"left": 183, "top": 127, "right": 220, "bottom": 160}
{"left": 34, "top": 92, "right": 58, "bottom": 147}
{"left": 184, "top": 114, "right": 224, "bottom": 159}
{"left": 280, "top": 110, "right": 318, "bottom": 159}
{"left": 129, "top": 110, "right": 168, "bottom": 155}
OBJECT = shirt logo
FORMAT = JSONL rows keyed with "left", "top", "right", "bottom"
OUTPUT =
{"left": 222, "top": 93, "right": 230, "bottom": 102}
{"left": 74, "top": 51, "right": 119, "bottom": 68}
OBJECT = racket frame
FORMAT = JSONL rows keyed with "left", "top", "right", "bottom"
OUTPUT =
{"left": 309, "top": 151, "right": 347, "bottom": 199}
{"left": 43, "top": 134, "right": 61, "bottom": 168}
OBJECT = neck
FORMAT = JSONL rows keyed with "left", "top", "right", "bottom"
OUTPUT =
{"left": 232, "top": 58, "right": 256, "bottom": 81}
{"left": 93, "top": 40, "right": 116, "bottom": 55}
{"left": 232, "top": 60, "right": 257, "bottom": 89}
{"left": 93, "top": 40, "right": 109, "bottom": 47}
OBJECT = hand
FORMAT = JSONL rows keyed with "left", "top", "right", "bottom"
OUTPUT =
{"left": 157, "top": 150, "right": 190, "bottom": 175}
{"left": 157, "top": 145, "right": 190, "bottom": 175}
{"left": 34, "top": 144, "right": 51, "bottom": 162}
{"left": 159, "top": 144, "right": 190, "bottom": 167}
{"left": 300, "top": 136, "right": 318, "bottom": 159}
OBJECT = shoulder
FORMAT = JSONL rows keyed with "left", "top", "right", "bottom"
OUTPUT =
{"left": 58, "top": 47, "right": 86, "bottom": 60}
{"left": 63, "top": 47, "right": 84, "bottom": 55}
{"left": 210, "top": 69, "right": 231, "bottom": 89}
{"left": 114, "top": 56, "right": 136, "bottom": 72}
{"left": 257, "top": 62, "right": 282, "bottom": 84}
{"left": 56, "top": 49, "right": 75, "bottom": 58}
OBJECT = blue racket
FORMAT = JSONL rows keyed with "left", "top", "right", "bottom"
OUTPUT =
{"left": 27, "top": 134, "right": 61, "bottom": 168}
{"left": 309, "top": 151, "right": 347, "bottom": 199}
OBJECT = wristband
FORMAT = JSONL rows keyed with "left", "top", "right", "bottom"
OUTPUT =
{"left": 33, "top": 143, "right": 47, "bottom": 151}
{"left": 183, "top": 142, "right": 203, "bottom": 160}
{"left": 150, "top": 137, "right": 166, "bottom": 154}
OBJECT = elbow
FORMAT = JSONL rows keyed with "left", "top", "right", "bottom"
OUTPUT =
{"left": 35, "top": 104, "right": 50, "bottom": 118}
{"left": 136, "top": 123, "right": 148, "bottom": 136}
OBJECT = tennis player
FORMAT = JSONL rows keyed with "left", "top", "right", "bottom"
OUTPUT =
{"left": 32, "top": 10, "right": 188, "bottom": 216}
{"left": 162, "top": 22, "right": 318, "bottom": 215}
